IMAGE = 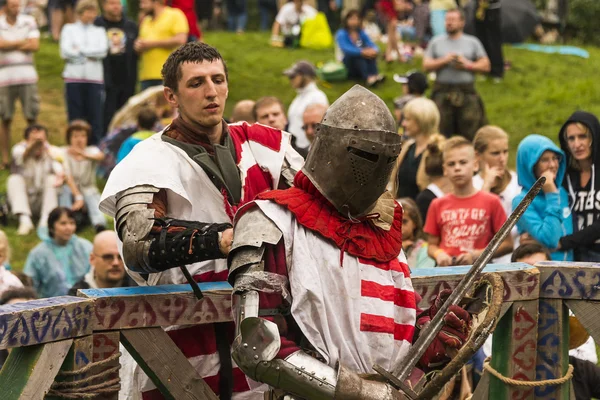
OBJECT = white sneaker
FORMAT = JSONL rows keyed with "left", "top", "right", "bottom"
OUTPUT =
{"left": 17, "top": 220, "right": 34, "bottom": 236}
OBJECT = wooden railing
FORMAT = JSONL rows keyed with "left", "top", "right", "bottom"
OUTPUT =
{"left": 0, "top": 262, "right": 595, "bottom": 399}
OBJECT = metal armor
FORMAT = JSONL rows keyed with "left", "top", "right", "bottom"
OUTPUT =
{"left": 228, "top": 207, "right": 404, "bottom": 400}
{"left": 115, "top": 185, "right": 232, "bottom": 273}
{"left": 302, "top": 85, "right": 402, "bottom": 218}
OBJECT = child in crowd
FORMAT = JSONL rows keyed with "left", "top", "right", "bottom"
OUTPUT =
{"left": 424, "top": 136, "right": 512, "bottom": 266}
{"left": 473, "top": 126, "right": 521, "bottom": 263}
{"left": 399, "top": 198, "right": 435, "bottom": 269}
{"left": 415, "top": 138, "right": 451, "bottom": 219}
{"left": 513, "top": 134, "right": 573, "bottom": 261}
{"left": 59, "top": 120, "right": 106, "bottom": 232}
{"left": 0, "top": 230, "right": 23, "bottom": 296}
{"left": 117, "top": 107, "right": 159, "bottom": 163}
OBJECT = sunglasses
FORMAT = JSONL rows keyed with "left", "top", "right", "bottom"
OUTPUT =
{"left": 96, "top": 253, "right": 123, "bottom": 263}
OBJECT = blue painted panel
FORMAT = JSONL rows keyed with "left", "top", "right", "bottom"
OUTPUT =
{"left": 80, "top": 281, "right": 233, "bottom": 298}
{"left": 410, "top": 262, "right": 534, "bottom": 277}
{"left": 0, "top": 295, "right": 86, "bottom": 313}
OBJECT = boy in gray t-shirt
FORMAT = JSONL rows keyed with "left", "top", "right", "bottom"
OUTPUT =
{"left": 425, "top": 34, "right": 487, "bottom": 84}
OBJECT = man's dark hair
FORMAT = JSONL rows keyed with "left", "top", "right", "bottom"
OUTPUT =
{"left": 0, "top": 287, "right": 37, "bottom": 305}
{"left": 48, "top": 207, "right": 76, "bottom": 238}
{"left": 511, "top": 243, "right": 551, "bottom": 263}
{"left": 137, "top": 107, "right": 159, "bottom": 131}
{"left": 161, "top": 42, "right": 228, "bottom": 92}
{"left": 253, "top": 96, "right": 285, "bottom": 121}
{"left": 24, "top": 124, "right": 48, "bottom": 140}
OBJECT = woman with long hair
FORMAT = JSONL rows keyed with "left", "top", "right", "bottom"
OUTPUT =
{"left": 391, "top": 97, "right": 445, "bottom": 199}
{"left": 23, "top": 207, "right": 92, "bottom": 297}
{"left": 558, "top": 111, "right": 600, "bottom": 261}
{"left": 473, "top": 126, "right": 520, "bottom": 262}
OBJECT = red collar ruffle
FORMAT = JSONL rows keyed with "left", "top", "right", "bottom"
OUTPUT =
{"left": 257, "top": 172, "right": 403, "bottom": 263}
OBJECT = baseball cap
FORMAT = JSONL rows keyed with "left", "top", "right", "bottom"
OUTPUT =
{"left": 393, "top": 71, "right": 429, "bottom": 94}
{"left": 283, "top": 60, "right": 317, "bottom": 78}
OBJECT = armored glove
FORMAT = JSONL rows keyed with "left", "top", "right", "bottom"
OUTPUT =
{"left": 334, "top": 365, "right": 407, "bottom": 400}
{"left": 417, "top": 290, "right": 472, "bottom": 369}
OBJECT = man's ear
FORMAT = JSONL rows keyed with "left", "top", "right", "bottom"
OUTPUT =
{"left": 163, "top": 86, "right": 178, "bottom": 108}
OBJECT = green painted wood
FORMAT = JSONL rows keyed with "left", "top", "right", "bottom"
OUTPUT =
{"left": 0, "top": 339, "right": 73, "bottom": 400}
{"left": 120, "top": 327, "right": 218, "bottom": 400}
{"left": 489, "top": 303, "right": 512, "bottom": 400}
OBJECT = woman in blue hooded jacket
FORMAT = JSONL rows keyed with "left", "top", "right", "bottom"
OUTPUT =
{"left": 513, "top": 134, "right": 573, "bottom": 261}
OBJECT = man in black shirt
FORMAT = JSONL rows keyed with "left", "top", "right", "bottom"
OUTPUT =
{"left": 94, "top": 0, "right": 138, "bottom": 135}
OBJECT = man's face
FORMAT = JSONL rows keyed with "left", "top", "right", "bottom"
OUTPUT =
{"left": 139, "top": 0, "right": 154, "bottom": 14}
{"left": 165, "top": 60, "right": 228, "bottom": 129}
{"left": 443, "top": 146, "right": 477, "bottom": 187}
{"left": 5, "top": 0, "right": 20, "bottom": 17}
{"left": 256, "top": 103, "right": 287, "bottom": 131}
{"left": 289, "top": 74, "right": 306, "bottom": 90}
{"left": 103, "top": 0, "right": 123, "bottom": 19}
{"left": 28, "top": 128, "right": 47, "bottom": 144}
{"left": 90, "top": 236, "right": 125, "bottom": 286}
{"left": 445, "top": 11, "right": 464, "bottom": 35}
{"left": 302, "top": 107, "right": 325, "bottom": 144}
{"left": 517, "top": 253, "right": 549, "bottom": 266}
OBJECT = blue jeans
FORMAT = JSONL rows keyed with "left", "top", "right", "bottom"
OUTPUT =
{"left": 226, "top": 0, "right": 247, "bottom": 31}
{"left": 140, "top": 79, "right": 163, "bottom": 91}
{"left": 59, "top": 185, "right": 106, "bottom": 227}
{"left": 343, "top": 54, "right": 378, "bottom": 81}
{"left": 430, "top": 10, "right": 447, "bottom": 37}
{"left": 258, "top": 0, "right": 277, "bottom": 31}
{"left": 65, "top": 82, "right": 105, "bottom": 145}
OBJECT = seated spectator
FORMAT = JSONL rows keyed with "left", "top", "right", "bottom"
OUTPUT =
{"left": 253, "top": 96, "right": 288, "bottom": 131}
{"left": 271, "top": 0, "right": 317, "bottom": 47}
{"left": 335, "top": 9, "right": 384, "bottom": 87}
{"left": 510, "top": 242, "right": 551, "bottom": 265}
{"left": 424, "top": 136, "right": 512, "bottom": 266}
{"left": 68, "top": 231, "right": 134, "bottom": 295}
{"left": 284, "top": 60, "right": 328, "bottom": 152}
{"left": 393, "top": 71, "right": 429, "bottom": 125}
{"left": 415, "top": 138, "right": 451, "bottom": 219}
{"left": 230, "top": 99, "right": 256, "bottom": 123}
{"left": 59, "top": 0, "right": 108, "bottom": 144}
{"left": 558, "top": 111, "right": 600, "bottom": 261}
{"left": 59, "top": 120, "right": 106, "bottom": 232}
{"left": 0, "top": 230, "right": 23, "bottom": 296}
{"left": 117, "top": 107, "right": 159, "bottom": 163}
{"left": 399, "top": 197, "right": 435, "bottom": 269}
{"left": 7, "top": 124, "right": 62, "bottom": 235}
{"left": 24, "top": 207, "right": 92, "bottom": 298}
{"left": 473, "top": 126, "right": 521, "bottom": 263}
{"left": 391, "top": 97, "right": 444, "bottom": 199}
{"left": 514, "top": 134, "right": 573, "bottom": 261}
{"left": 302, "top": 102, "right": 327, "bottom": 151}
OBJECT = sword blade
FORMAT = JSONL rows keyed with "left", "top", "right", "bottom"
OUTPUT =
{"left": 387, "top": 176, "right": 546, "bottom": 382}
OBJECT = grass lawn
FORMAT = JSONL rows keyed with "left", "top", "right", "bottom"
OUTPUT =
{"left": 2, "top": 32, "right": 600, "bottom": 272}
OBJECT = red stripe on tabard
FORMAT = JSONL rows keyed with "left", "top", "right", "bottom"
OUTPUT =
{"left": 358, "top": 257, "right": 410, "bottom": 275}
{"left": 166, "top": 324, "right": 217, "bottom": 358}
{"left": 246, "top": 124, "right": 282, "bottom": 152}
{"left": 361, "top": 281, "right": 417, "bottom": 309}
{"left": 227, "top": 124, "right": 246, "bottom": 164}
{"left": 193, "top": 269, "right": 229, "bottom": 283}
{"left": 360, "top": 313, "right": 415, "bottom": 342}
{"left": 242, "top": 164, "right": 275, "bottom": 204}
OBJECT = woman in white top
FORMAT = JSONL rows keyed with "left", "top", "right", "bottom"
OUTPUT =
{"left": 59, "top": 0, "right": 107, "bottom": 145}
{"left": 473, "top": 125, "right": 521, "bottom": 263}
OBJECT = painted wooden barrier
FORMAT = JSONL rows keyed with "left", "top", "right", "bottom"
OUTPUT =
{"left": 0, "top": 263, "right": 591, "bottom": 399}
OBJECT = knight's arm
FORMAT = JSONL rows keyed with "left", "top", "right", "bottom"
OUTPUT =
{"left": 114, "top": 185, "right": 232, "bottom": 273}
{"left": 228, "top": 207, "right": 403, "bottom": 400}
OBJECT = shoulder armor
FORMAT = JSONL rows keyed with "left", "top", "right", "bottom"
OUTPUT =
{"left": 228, "top": 206, "right": 283, "bottom": 281}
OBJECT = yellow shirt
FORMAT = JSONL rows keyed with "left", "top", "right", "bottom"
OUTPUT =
{"left": 139, "top": 7, "right": 189, "bottom": 81}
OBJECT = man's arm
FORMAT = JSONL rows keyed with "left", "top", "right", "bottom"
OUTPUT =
{"left": 141, "top": 33, "right": 187, "bottom": 50}
{"left": 427, "top": 235, "right": 453, "bottom": 266}
{"left": 422, "top": 53, "right": 454, "bottom": 72}
{"left": 115, "top": 186, "right": 233, "bottom": 274}
{"left": 0, "top": 38, "right": 26, "bottom": 51}
{"left": 18, "top": 37, "right": 39, "bottom": 52}
{"left": 456, "top": 55, "right": 490, "bottom": 73}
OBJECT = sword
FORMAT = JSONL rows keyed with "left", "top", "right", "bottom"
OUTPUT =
{"left": 374, "top": 176, "right": 546, "bottom": 399}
